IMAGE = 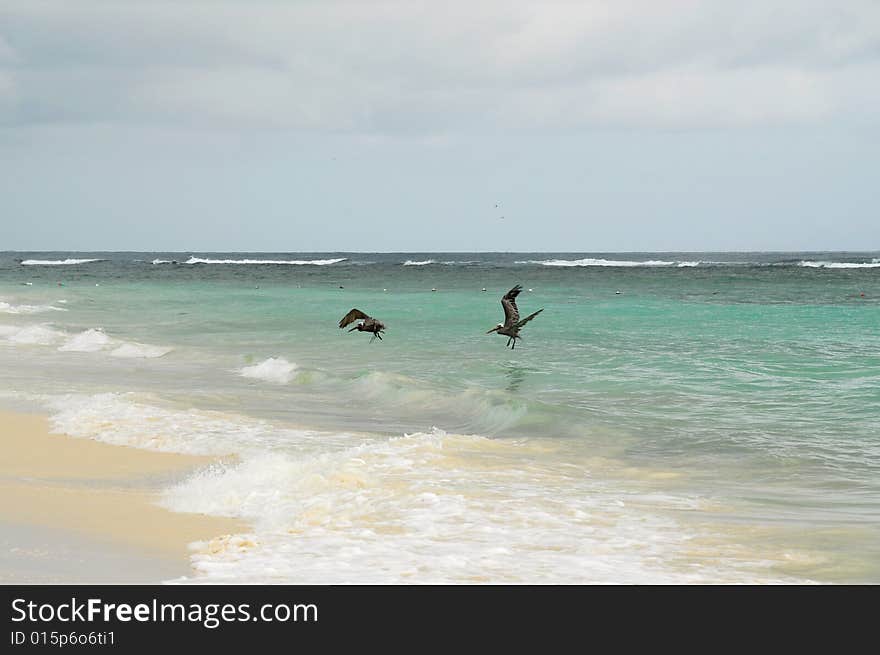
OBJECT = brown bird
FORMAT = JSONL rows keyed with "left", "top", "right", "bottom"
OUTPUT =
{"left": 486, "top": 285, "right": 543, "bottom": 349}
{"left": 338, "top": 308, "right": 386, "bottom": 343}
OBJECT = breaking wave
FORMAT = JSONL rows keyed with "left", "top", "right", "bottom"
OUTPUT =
{"left": 238, "top": 357, "right": 299, "bottom": 385}
{"left": 20, "top": 258, "right": 104, "bottom": 266}
{"left": 158, "top": 427, "right": 783, "bottom": 584}
{"left": 349, "top": 371, "right": 530, "bottom": 435}
{"left": 44, "top": 392, "right": 351, "bottom": 457}
{"left": 32, "top": 391, "right": 795, "bottom": 584}
{"left": 1, "top": 324, "right": 66, "bottom": 345}
{"left": 58, "top": 328, "right": 112, "bottom": 352}
{"left": 2, "top": 323, "right": 170, "bottom": 358}
{"left": 518, "top": 258, "right": 694, "bottom": 267}
{"left": 799, "top": 259, "right": 880, "bottom": 269}
{"left": 0, "top": 301, "right": 67, "bottom": 314}
{"left": 183, "top": 257, "right": 346, "bottom": 265}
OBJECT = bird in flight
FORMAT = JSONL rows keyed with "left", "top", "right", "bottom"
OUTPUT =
{"left": 486, "top": 285, "right": 543, "bottom": 349}
{"left": 338, "top": 308, "right": 386, "bottom": 343}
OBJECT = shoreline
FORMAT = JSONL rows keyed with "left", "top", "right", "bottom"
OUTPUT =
{"left": 0, "top": 410, "right": 245, "bottom": 584}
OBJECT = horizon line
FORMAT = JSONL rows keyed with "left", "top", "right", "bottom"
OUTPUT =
{"left": 4, "top": 249, "right": 879, "bottom": 255}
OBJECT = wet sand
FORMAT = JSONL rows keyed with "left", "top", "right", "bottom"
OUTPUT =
{"left": 0, "top": 411, "right": 245, "bottom": 583}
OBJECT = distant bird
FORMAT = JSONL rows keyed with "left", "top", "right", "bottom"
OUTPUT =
{"left": 338, "top": 308, "right": 386, "bottom": 343}
{"left": 486, "top": 285, "right": 543, "bottom": 349}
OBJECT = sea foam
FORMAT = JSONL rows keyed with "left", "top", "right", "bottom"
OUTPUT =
{"left": 109, "top": 342, "right": 173, "bottom": 359}
{"left": 2, "top": 322, "right": 171, "bottom": 357}
{"left": 20, "top": 258, "right": 104, "bottom": 266}
{"left": 0, "top": 301, "right": 67, "bottom": 314}
{"left": 159, "top": 427, "right": 787, "bottom": 584}
{"left": 58, "top": 328, "right": 111, "bottom": 352}
{"left": 184, "top": 257, "right": 346, "bottom": 265}
{"left": 798, "top": 260, "right": 880, "bottom": 269}
{"left": 2, "top": 324, "right": 66, "bottom": 345}
{"left": 238, "top": 357, "right": 299, "bottom": 384}
{"left": 518, "top": 258, "right": 682, "bottom": 267}
{"left": 45, "top": 392, "right": 347, "bottom": 456}
{"left": 37, "top": 391, "right": 793, "bottom": 584}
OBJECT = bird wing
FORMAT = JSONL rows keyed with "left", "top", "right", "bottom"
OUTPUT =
{"left": 339, "top": 308, "right": 370, "bottom": 329}
{"left": 516, "top": 308, "right": 543, "bottom": 328}
{"left": 501, "top": 285, "right": 522, "bottom": 327}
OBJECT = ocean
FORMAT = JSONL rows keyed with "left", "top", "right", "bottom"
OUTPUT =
{"left": 1, "top": 251, "right": 878, "bottom": 583}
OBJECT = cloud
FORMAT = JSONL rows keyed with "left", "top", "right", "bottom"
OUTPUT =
{"left": 0, "top": 34, "right": 16, "bottom": 63}
{"left": 0, "top": 71, "right": 15, "bottom": 114}
{"left": 1, "top": 1, "right": 878, "bottom": 132}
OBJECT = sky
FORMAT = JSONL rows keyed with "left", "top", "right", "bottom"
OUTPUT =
{"left": 1, "top": 0, "right": 878, "bottom": 252}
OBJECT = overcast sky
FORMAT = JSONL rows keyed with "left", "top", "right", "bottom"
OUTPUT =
{"left": 1, "top": 1, "right": 878, "bottom": 252}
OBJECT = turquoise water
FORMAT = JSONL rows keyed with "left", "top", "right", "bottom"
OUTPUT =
{"left": 1, "top": 251, "right": 878, "bottom": 583}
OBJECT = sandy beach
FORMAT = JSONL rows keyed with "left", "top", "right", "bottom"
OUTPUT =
{"left": 0, "top": 411, "right": 245, "bottom": 584}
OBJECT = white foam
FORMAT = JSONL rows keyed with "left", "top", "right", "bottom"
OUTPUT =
{"left": 109, "top": 342, "right": 172, "bottom": 359}
{"left": 58, "top": 328, "right": 111, "bottom": 352}
{"left": 4, "top": 322, "right": 172, "bottom": 358}
{"left": 238, "top": 357, "right": 298, "bottom": 384}
{"left": 20, "top": 258, "right": 103, "bottom": 266}
{"left": 3, "top": 324, "right": 66, "bottom": 345}
{"left": 519, "top": 258, "right": 680, "bottom": 267}
{"left": 161, "top": 428, "right": 790, "bottom": 584}
{"left": 184, "top": 257, "right": 346, "bottom": 265}
{"left": 45, "top": 392, "right": 349, "bottom": 457}
{"left": 151, "top": 259, "right": 172, "bottom": 265}
{"left": 35, "top": 391, "right": 799, "bottom": 584}
{"left": 799, "top": 260, "right": 880, "bottom": 269}
{"left": 0, "top": 301, "right": 67, "bottom": 314}
{"left": 402, "top": 259, "right": 436, "bottom": 266}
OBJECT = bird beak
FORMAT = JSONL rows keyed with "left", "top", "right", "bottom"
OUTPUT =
{"left": 486, "top": 326, "right": 499, "bottom": 334}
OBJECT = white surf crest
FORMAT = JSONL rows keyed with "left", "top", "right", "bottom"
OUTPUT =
{"left": 238, "top": 357, "right": 299, "bottom": 384}
{"left": 184, "top": 257, "right": 346, "bottom": 265}
{"left": 20, "top": 258, "right": 104, "bottom": 266}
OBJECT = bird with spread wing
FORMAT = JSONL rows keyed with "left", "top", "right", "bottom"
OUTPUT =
{"left": 338, "top": 308, "right": 386, "bottom": 343}
{"left": 486, "top": 285, "right": 543, "bottom": 349}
